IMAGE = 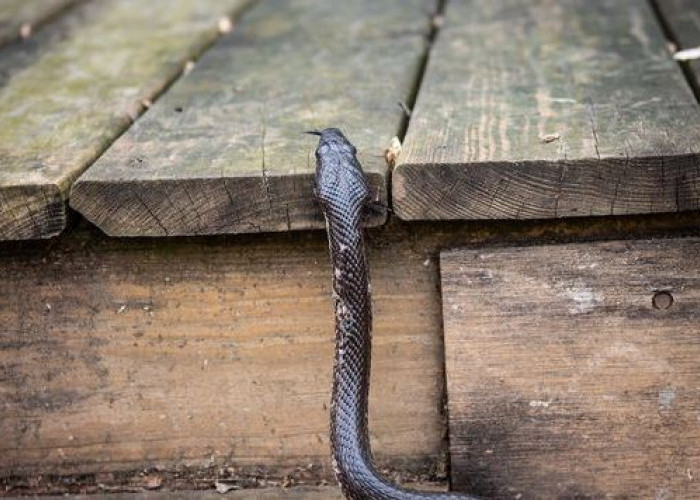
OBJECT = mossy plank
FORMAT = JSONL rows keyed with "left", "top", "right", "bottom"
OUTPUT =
{"left": 0, "top": 0, "right": 80, "bottom": 48}
{"left": 394, "top": 0, "right": 700, "bottom": 221}
{"left": 656, "top": 0, "right": 700, "bottom": 87}
{"left": 0, "top": 0, "right": 253, "bottom": 240}
{"left": 70, "top": 0, "right": 437, "bottom": 237}
{"left": 442, "top": 238, "right": 700, "bottom": 497}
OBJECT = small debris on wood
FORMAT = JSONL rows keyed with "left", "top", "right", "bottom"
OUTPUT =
{"left": 539, "top": 133, "right": 560, "bottom": 143}
{"left": 398, "top": 100, "right": 412, "bottom": 117}
{"left": 183, "top": 60, "right": 196, "bottom": 75}
{"left": 218, "top": 17, "right": 234, "bottom": 34}
{"left": 20, "top": 23, "right": 32, "bottom": 39}
{"left": 214, "top": 480, "right": 239, "bottom": 493}
{"left": 432, "top": 14, "right": 445, "bottom": 29}
{"left": 674, "top": 46, "right": 700, "bottom": 61}
{"left": 384, "top": 136, "right": 402, "bottom": 167}
{"left": 117, "top": 304, "right": 127, "bottom": 314}
{"left": 141, "top": 474, "right": 162, "bottom": 490}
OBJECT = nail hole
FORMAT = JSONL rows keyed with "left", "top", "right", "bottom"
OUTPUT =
{"left": 174, "top": 106, "right": 183, "bottom": 113}
{"left": 652, "top": 291, "right": 673, "bottom": 310}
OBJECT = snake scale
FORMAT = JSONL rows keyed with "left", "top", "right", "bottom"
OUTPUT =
{"left": 311, "top": 128, "right": 479, "bottom": 500}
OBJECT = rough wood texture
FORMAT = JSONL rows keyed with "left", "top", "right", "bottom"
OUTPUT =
{"left": 0, "top": 225, "right": 447, "bottom": 483}
{"left": 394, "top": 0, "right": 700, "bottom": 221}
{"left": 0, "top": 0, "right": 252, "bottom": 241}
{"left": 656, "top": 0, "right": 700, "bottom": 87}
{"left": 70, "top": 0, "right": 437, "bottom": 237}
{"left": 441, "top": 238, "right": 700, "bottom": 498}
{"left": 2, "top": 212, "right": 698, "bottom": 493}
{"left": 7, "top": 486, "right": 345, "bottom": 499}
{"left": 0, "top": 0, "right": 80, "bottom": 48}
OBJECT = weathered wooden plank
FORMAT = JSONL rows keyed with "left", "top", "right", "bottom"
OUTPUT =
{"left": 0, "top": 0, "right": 81, "bottom": 48}
{"left": 70, "top": 0, "right": 437, "bottom": 237}
{"left": 1, "top": 212, "right": 697, "bottom": 493}
{"left": 394, "top": 0, "right": 700, "bottom": 221}
{"left": 0, "top": 224, "right": 447, "bottom": 486}
{"left": 6, "top": 486, "right": 345, "bottom": 499}
{"left": 0, "top": 0, "right": 253, "bottom": 241}
{"left": 656, "top": 0, "right": 700, "bottom": 88}
{"left": 441, "top": 238, "right": 700, "bottom": 498}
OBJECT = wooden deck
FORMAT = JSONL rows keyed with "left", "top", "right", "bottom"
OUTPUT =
{"left": 1, "top": 0, "right": 700, "bottom": 498}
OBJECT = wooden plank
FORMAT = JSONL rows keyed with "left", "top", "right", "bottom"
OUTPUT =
{"left": 441, "top": 238, "right": 700, "bottom": 498}
{"left": 0, "top": 0, "right": 253, "bottom": 241}
{"left": 656, "top": 0, "right": 700, "bottom": 88}
{"left": 393, "top": 0, "right": 700, "bottom": 221}
{"left": 6, "top": 486, "right": 345, "bottom": 499}
{"left": 70, "top": 0, "right": 437, "bottom": 237}
{"left": 1, "top": 211, "right": 697, "bottom": 493}
{"left": 0, "top": 0, "right": 81, "bottom": 48}
{"left": 0, "top": 224, "right": 447, "bottom": 485}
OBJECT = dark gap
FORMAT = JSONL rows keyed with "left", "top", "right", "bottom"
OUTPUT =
{"left": 385, "top": 0, "right": 449, "bottom": 225}
{"left": 648, "top": 0, "right": 700, "bottom": 103}
{"left": 0, "top": 0, "right": 88, "bottom": 50}
{"left": 432, "top": 249, "right": 457, "bottom": 493}
{"left": 396, "top": 0, "right": 447, "bottom": 143}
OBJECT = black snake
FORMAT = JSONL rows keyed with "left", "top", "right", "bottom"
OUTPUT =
{"left": 310, "top": 128, "right": 479, "bottom": 499}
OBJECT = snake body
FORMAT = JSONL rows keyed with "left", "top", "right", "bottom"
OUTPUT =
{"left": 311, "top": 128, "right": 478, "bottom": 499}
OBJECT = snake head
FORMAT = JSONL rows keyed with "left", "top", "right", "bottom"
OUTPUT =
{"left": 309, "top": 128, "right": 370, "bottom": 211}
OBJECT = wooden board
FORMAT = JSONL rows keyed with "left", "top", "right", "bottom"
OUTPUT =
{"left": 656, "top": 0, "right": 700, "bottom": 88}
{"left": 0, "top": 0, "right": 253, "bottom": 241}
{"left": 0, "top": 224, "right": 447, "bottom": 484}
{"left": 6, "top": 486, "right": 345, "bottom": 499}
{"left": 0, "top": 0, "right": 81, "bottom": 48}
{"left": 70, "top": 0, "right": 437, "bottom": 237}
{"left": 441, "top": 239, "right": 700, "bottom": 498}
{"left": 1, "top": 211, "right": 697, "bottom": 493}
{"left": 393, "top": 0, "right": 700, "bottom": 221}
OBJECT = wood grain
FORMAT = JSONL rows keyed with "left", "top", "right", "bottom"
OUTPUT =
{"left": 2, "top": 212, "right": 698, "bottom": 493}
{"left": 655, "top": 0, "right": 700, "bottom": 88}
{"left": 0, "top": 225, "right": 447, "bottom": 485}
{"left": 70, "top": 0, "right": 437, "bottom": 237}
{"left": 9, "top": 488, "right": 346, "bottom": 499}
{"left": 394, "top": 0, "right": 700, "bottom": 221}
{"left": 0, "top": 0, "right": 252, "bottom": 241}
{"left": 0, "top": 0, "right": 80, "bottom": 48}
{"left": 441, "top": 238, "right": 700, "bottom": 498}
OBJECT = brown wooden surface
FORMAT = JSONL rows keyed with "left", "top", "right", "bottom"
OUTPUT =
{"left": 0, "top": 224, "right": 447, "bottom": 483}
{"left": 7, "top": 486, "right": 345, "bottom": 499}
{"left": 0, "top": 0, "right": 252, "bottom": 241}
{"left": 656, "top": 0, "right": 700, "bottom": 87}
{"left": 1, "top": 212, "right": 698, "bottom": 494}
{"left": 0, "top": 0, "right": 80, "bottom": 48}
{"left": 441, "top": 238, "right": 700, "bottom": 498}
{"left": 394, "top": 0, "right": 700, "bottom": 221}
{"left": 70, "top": 0, "right": 437, "bottom": 237}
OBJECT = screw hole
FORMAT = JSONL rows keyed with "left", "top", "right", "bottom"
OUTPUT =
{"left": 652, "top": 291, "right": 673, "bottom": 310}
{"left": 174, "top": 106, "right": 183, "bottom": 113}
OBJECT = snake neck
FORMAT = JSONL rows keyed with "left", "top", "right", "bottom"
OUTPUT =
{"left": 312, "top": 127, "right": 477, "bottom": 499}
{"left": 324, "top": 211, "right": 477, "bottom": 500}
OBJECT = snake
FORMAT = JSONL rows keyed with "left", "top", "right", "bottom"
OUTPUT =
{"left": 310, "top": 128, "right": 479, "bottom": 499}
